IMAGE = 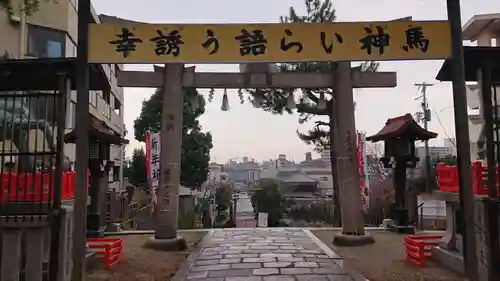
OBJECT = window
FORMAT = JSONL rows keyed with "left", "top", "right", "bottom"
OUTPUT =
{"left": 113, "top": 166, "right": 120, "bottom": 182}
{"left": 66, "top": 101, "right": 76, "bottom": 129}
{"left": 114, "top": 95, "right": 121, "bottom": 115}
{"left": 89, "top": 91, "right": 98, "bottom": 107}
{"left": 27, "top": 25, "right": 66, "bottom": 58}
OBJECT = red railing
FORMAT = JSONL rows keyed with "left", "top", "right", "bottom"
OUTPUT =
{"left": 0, "top": 171, "right": 90, "bottom": 202}
{"left": 87, "top": 238, "right": 124, "bottom": 269}
{"left": 404, "top": 235, "right": 442, "bottom": 267}
{"left": 437, "top": 161, "right": 496, "bottom": 195}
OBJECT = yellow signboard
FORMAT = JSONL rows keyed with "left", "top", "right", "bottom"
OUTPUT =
{"left": 88, "top": 21, "right": 451, "bottom": 64}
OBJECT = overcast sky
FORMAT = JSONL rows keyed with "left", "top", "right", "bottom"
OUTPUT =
{"left": 92, "top": 0, "right": 500, "bottom": 163}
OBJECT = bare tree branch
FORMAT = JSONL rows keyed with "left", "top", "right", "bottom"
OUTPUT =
{"left": 296, "top": 103, "right": 329, "bottom": 115}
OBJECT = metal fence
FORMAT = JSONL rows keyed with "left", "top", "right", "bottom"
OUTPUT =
{"left": 0, "top": 88, "right": 67, "bottom": 281}
{"left": 0, "top": 90, "right": 66, "bottom": 218}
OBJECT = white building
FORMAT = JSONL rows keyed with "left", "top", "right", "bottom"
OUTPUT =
{"left": 462, "top": 13, "right": 500, "bottom": 160}
{"left": 0, "top": 2, "right": 125, "bottom": 190}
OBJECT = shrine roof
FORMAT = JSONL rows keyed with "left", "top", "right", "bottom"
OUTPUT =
{"left": 436, "top": 46, "right": 500, "bottom": 83}
{"left": 366, "top": 113, "right": 438, "bottom": 142}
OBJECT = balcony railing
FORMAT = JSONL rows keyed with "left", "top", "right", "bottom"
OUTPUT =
{"left": 110, "top": 111, "right": 122, "bottom": 133}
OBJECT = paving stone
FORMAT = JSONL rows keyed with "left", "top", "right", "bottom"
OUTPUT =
{"left": 218, "top": 250, "right": 244, "bottom": 255}
{"left": 263, "top": 276, "right": 297, "bottom": 281}
{"left": 231, "top": 246, "right": 250, "bottom": 250}
{"left": 181, "top": 229, "right": 365, "bottom": 281}
{"left": 219, "top": 258, "right": 242, "bottom": 264}
{"left": 299, "top": 250, "right": 323, "bottom": 254}
{"left": 277, "top": 257, "right": 305, "bottom": 262}
{"left": 275, "top": 249, "right": 296, "bottom": 253}
{"left": 253, "top": 268, "right": 280, "bottom": 276}
{"left": 327, "top": 275, "right": 355, "bottom": 281}
{"left": 245, "top": 250, "right": 273, "bottom": 254}
{"left": 281, "top": 245, "right": 304, "bottom": 250}
{"left": 191, "top": 264, "right": 231, "bottom": 272}
{"left": 280, "top": 268, "right": 312, "bottom": 275}
{"left": 294, "top": 262, "right": 319, "bottom": 268}
{"left": 293, "top": 253, "right": 316, "bottom": 258}
{"left": 198, "top": 254, "right": 223, "bottom": 260}
{"left": 318, "top": 262, "right": 342, "bottom": 268}
{"left": 225, "top": 253, "right": 259, "bottom": 258}
{"left": 243, "top": 257, "right": 276, "bottom": 263}
{"left": 195, "top": 259, "right": 219, "bottom": 266}
{"left": 231, "top": 263, "right": 263, "bottom": 269}
{"left": 207, "top": 269, "right": 254, "bottom": 278}
{"left": 185, "top": 271, "right": 209, "bottom": 279}
{"left": 226, "top": 277, "right": 263, "bottom": 281}
{"left": 251, "top": 246, "right": 279, "bottom": 250}
{"left": 296, "top": 276, "right": 330, "bottom": 281}
{"left": 263, "top": 262, "right": 292, "bottom": 268}
{"left": 260, "top": 253, "right": 293, "bottom": 258}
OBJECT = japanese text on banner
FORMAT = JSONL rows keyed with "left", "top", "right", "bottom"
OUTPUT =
{"left": 148, "top": 133, "right": 161, "bottom": 192}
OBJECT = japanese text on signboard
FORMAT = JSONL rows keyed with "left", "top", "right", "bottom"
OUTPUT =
{"left": 88, "top": 21, "right": 451, "bottom": 63}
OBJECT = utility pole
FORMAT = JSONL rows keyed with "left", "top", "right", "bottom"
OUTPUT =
{"left": 415, "top": 82, "right": 433, "bottom": 193}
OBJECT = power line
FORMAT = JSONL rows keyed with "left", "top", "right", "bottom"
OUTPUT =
{"left": 415, "top": 82, "right": 433, "bottom": 193}
{"left": 431, "top": 107, "right": 456, "bottom": 148}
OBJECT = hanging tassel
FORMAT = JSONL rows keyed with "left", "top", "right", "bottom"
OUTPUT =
{"left": 318, "top": 92, "right": 326, "bottom": 110}
{"left": 221, "top": 89, "right": 229, "bottom": 111}
{"left": 286, "top": 94, "right": 296, "bottom": 110}
{"left": 192, "top": 94, "right": 199, "bottom": 111}
{"left": 208, "top": 88, "right": 214, "bottom": 102}
{"left": 238, "top": 89, "right": 244, "bottom": 104}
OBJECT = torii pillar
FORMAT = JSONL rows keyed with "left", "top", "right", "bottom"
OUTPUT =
{"left": 332, "top": 62, "right": 375, "bottom": 246}
{"left": 117, "top": 65, "right": 396, "bottom": 250}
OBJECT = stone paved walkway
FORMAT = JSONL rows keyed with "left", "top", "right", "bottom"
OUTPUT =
{"left": 182, "top": 228, "right": 368, "bottom": 281}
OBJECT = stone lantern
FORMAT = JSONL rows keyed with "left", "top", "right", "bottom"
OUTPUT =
{"left": 367, "top": 114, "right": 437, "bottom": 233}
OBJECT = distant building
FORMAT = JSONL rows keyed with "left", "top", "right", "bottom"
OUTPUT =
{"left": 225, "top": 159, "right": 261, "bottom": 185}
{"left": 416, "top": 146, "right": 455, "bottom": 165}
{"left": 207, "top": 162, "right": 228, "bottom": 184}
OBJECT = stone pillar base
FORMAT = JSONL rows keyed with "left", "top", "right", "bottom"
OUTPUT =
{"left": 332, "top": 233, "right": 375, "bottom": 246}
{"left": 144, "top": 236, "right": 187, "bottom": 251}
{"left": 388, "top": 224, "right": 415, "bottom": 234}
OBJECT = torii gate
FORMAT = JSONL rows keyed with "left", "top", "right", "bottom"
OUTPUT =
{"left": 118, "top": 61, "right": 395, "bottom": 247}
{"left": 86, "top": 18, "right": 456, "bottom": 251}
{"left": 69, "top": 1, "right": 481, "bottom": 281}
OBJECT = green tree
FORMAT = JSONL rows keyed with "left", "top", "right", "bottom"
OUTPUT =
{"left": 1, "top": 0, "right": 56, "bottom": 19}
{"left": 246, "top": 0, "right": 378, "bottom": 226}
{"left": 250, "top": 179, "right": 283, "bottom": 227}
{"left": 134, "top": 87, "right": 213, "bottom": 188}
{"left": 125, "top": 148, "right": 147, "bottom": 189}
{"left": 215, "top": 183, "right": 232, "bottom": 213}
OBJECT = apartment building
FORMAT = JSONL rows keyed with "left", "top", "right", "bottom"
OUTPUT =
{"left": 0, "top": 0, "right": 125, "bottom": 189}
{"left": 462, "top": 13, "right": 500, "bottom": 160}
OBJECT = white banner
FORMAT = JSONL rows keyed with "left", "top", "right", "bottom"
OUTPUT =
{"left": 148, "top": 132, "right": 161, "bottom": 193}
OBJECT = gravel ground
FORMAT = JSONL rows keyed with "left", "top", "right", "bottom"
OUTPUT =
{"left": 86, "top": 231, "right": 207, "bottom": 281}
{"left": 312, "top": 229, "right": 468, "bottom": 281}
